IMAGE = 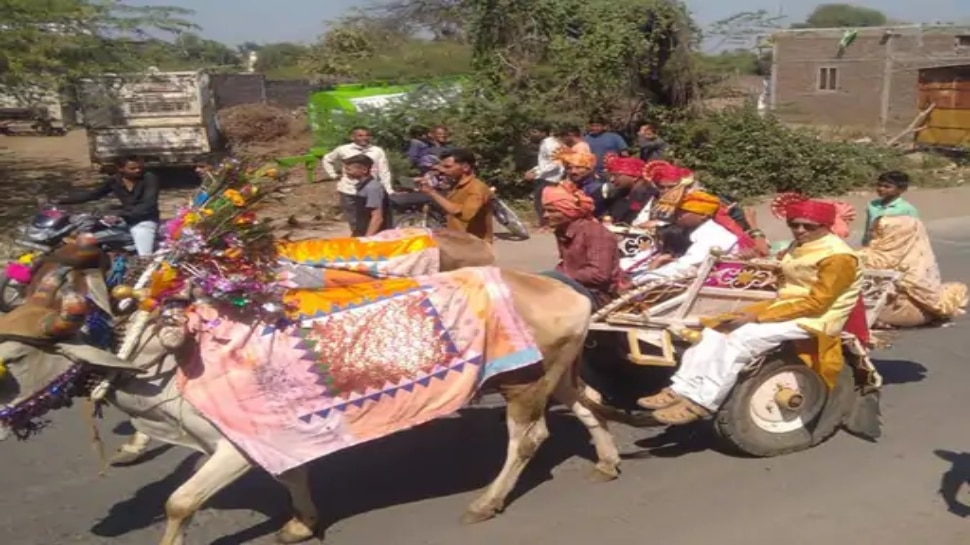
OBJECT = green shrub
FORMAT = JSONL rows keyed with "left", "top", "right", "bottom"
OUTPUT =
{"left": 659, "top": 104, "right": 902, "bottom": 199}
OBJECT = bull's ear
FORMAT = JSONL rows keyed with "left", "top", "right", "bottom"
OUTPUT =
{"left": 0, "top": 341, "right": 35, "bottom": 362}
{"left": 83, "top": 270, "right": 114, "bottom": 318}
{"left": 54, "top": 342, "right": 144, "bottom": 373}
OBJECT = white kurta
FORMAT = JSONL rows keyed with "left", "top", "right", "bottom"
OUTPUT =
{"left": 630, "top": 219, "right": 739, "bottom": 284}
{"left": 671, "top": 322, "right": 811, "bottom": 411}
{"left": 529, "top": 136, "right": 564, "bottom": 182}
{"left": 322, "top": 143, "right": 394, "bottom": 195}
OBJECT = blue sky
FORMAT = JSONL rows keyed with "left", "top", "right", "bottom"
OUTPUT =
{"left": 132, "top": 0, "right": 967, "bottom": 45}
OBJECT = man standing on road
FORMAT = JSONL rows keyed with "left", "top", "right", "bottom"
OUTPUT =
{"left": 525, "top": 123, "right": 564, "bottom": 230}
{"left": 584, "top": 118, "right": 628, "bottom": 172}
{"left": 343, "top": 154, "right": 392, "bottom": 237}
{"left": 420, "top": 149, "right": 494, "bottom": 243}
{"left": 322, "top": 126, "right": 393, "bottom": 234}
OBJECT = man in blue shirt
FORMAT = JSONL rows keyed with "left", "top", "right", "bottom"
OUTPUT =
{"left": 862, "top": 170, "right": 919, "bottom": 245}
{"left": 584, "top": 117, "right": 628, "bottom": 172}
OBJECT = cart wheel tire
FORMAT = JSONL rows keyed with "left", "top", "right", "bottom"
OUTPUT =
{"left": 493, "top": 200, "right": 530, "bottom": 239}
{"left": 0, "top": 272, "right": 27, "bottom": 313}
{"left": 714, "top": 353, "right": 854, "bottom": 457}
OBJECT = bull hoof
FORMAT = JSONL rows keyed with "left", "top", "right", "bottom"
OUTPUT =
{"left": 108, "top": 449, "right": 146, "bottom": 467}
{"left": 275, "top": 519, "right": 316, "bottom": 544}
{"left": 460, "top": 508, "right": 497, "bottom": 525}
{"left": 588, "top": 462, "right": 619, "bottom": 483}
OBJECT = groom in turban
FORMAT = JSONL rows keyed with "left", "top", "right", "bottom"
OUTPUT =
{"left": 637, "top": 199, "right": 866, "bottom": 425}
{"left": 539, "top": 182, "right": 622, "bottom": 309}
{"left": 629, "top": 190, "right": 744, "bottom": 282}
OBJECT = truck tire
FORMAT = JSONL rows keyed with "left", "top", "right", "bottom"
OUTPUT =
{"left": 713, "top": 352, "right": 854, "bottom": 457}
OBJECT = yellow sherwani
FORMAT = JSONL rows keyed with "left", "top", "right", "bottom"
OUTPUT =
{"left": 704, "top": 234, "right": 862, "bottom": 387}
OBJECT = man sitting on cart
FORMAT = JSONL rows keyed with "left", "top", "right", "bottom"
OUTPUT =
{"left": 539, "top": 182, "right": 623, "bottom": 309}
{"left": 637, "top": 200, "right": 868, "bottom": 425}
{"left": 636, "top": 161, "right": 769, "bottom": 256}
{"left": 627, "top": 191, "right": 742, "bottom": 282}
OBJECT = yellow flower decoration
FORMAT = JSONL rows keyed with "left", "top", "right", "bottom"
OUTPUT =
{"left": 183, "top": 212, "right": 200, "bottom": 226}
{"left": 223, "top": 189, "right": 246, "bottom": 207}
{"left": 0, "top": 358, "right": 7, "bottom": 380}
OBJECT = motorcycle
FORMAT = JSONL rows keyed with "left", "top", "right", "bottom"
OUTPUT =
{"left": 0, "top": 202, "right": 137, "bottom": 312}
{"left": 390, "top": 177, "right": 530, "bottom": 239}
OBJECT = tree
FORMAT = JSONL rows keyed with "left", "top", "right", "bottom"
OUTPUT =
{"left": 301, "top": 13, "right": 470, "bottom": 83}
{"left": 0, "top": 0, "right": 195, "bottom": 97}
{"left": 792, "top": 4, "right": 888, "bottom": 29}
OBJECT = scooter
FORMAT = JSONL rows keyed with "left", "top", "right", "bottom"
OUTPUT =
{"left": 0, "top": 202, "right": 136, "bottom": 312}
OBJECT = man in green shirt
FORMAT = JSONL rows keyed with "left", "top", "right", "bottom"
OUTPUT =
{"left": 862, "top": 170, "right": 919, "bottom": 246}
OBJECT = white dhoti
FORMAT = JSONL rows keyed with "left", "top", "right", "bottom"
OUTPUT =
{"left": 670, "top": 321, "right": 811, "bottom": 411}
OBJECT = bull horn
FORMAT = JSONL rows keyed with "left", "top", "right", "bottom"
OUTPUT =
{"left": 83, "top": 270, "right": 114, "bottom": 318}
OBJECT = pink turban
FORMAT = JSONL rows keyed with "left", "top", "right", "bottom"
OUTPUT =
{"left": 643, "top": 160, "right": 693, "bottom": 184}
{"left": 541, "top": 182, "right": 594, "bottom": 219}
{"left": 604, "top": 155, "right": 646, "bottom": 178}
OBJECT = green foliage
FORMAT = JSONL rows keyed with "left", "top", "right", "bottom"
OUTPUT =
{"left": 658, "top": 104, "right": 901, "bottom": 198}
{"left": 300, "top": 16, "right": 471, "bottom": 83}
{"left": 792, "top": 4, "right": 888, "bottom": 29}
{"left": 0, "top": 0, "right": 195, "bottom": 97}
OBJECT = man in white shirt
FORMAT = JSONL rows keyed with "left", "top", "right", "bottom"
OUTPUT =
{"left": 321, "top": 126, "right": 393, "bottom": 233}
{"left": 631, "top": 191, "right": 739, "bottom": 285}
{"left": 524, "top": 124, "right": 564, "bottom": 229}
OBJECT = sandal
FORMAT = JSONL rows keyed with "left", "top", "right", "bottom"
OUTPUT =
{"left": 653, "top": 399, "right": 711, "bottom": 425}
{"left": 636, "top": 387, "right": 681, "bottom": 410}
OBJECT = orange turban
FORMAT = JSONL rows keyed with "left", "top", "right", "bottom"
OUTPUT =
{"left": 678, "top": 191, "right": 721, "bottom": 217}
{"left": 541, "top": 182, "right": 594, "bottom": 219}
{"left": 560, "top": 151, "right": 597, "bottom": 169}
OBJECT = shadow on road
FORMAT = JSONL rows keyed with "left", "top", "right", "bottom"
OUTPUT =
{"left": 933, "top": 449, "right": 970, "bottom": 517}
{"left": 0, "top": 151, "right": 81, "bottom": 234}
{"left": 89, "top": 407, "right": 600, "bottom": 544}
{"left": 872, "top": 359, "right": 928, "bottom": 385}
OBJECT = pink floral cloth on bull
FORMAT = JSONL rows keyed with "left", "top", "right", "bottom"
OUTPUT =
{"left": 176, "top": 265, "right": 541, "bottom": 475}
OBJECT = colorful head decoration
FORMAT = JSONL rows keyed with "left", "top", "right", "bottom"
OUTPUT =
{"left": 678, "top": 191, "right": 721, "bottom": 217}
{"left": 560, "top": 151, "right": 597, "bottom": 169}
{"left": 541, "top": 182, "right": 594, "bottom": 219}
{"left": 785, "top": 199, "right": 838, "bottom": 227}
{"left": 604, "top": 155, "right": 646, "bottom": 178}
{"left": 643, "top": 160, "right": 693, "bottom": 185}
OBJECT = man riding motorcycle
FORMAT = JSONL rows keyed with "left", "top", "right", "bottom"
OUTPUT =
{"left": 52, "top": 156, "right": 160, "bottom": 257}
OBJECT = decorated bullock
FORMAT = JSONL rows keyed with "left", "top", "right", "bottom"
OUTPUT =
{"left": 0, "top": 161, "right": 624, "bottom": 545}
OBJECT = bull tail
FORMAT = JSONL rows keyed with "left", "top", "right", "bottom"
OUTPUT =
{"left": 569, "top": 357, "right": 659, "bottom": 428}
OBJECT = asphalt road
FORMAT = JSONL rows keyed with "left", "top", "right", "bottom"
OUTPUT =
{"left": 1, "top": 218, "right": 969, "bottom": 545}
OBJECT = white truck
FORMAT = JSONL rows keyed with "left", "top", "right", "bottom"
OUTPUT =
{"left": 78, "top": 70, "right": 222, "bottom": 170}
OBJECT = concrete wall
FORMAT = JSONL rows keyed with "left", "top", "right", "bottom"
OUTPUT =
{"left": 772, "top": 26, "right": 970, "bottom": 133}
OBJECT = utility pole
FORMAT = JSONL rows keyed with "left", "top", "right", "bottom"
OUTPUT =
{"left": 879, "top": 30, "right": 895, "bottom": 140}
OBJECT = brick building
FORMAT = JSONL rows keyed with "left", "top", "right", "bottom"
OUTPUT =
{"left": 769, "top": 25, "right": 970, "bottom": 133}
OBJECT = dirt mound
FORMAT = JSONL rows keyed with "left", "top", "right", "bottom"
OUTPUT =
{"left": 217, "top": 104, "right": 295, "bottom": 146}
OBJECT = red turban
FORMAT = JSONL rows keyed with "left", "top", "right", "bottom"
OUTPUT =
{"left": 604, "top": 155, "right": 645, "bottom": 178}
{"left": 643, "top": 160, "right": 692, "bottom": 184}
{"left": 541, "top": 182, "right": 594, "bottom": 219}
{"left": 785, "top": 199, "right": 837, "bottom": 227}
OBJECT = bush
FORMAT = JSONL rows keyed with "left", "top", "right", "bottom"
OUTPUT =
{"left": 659, "top": 104, "right": 901, "bottom": 199}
